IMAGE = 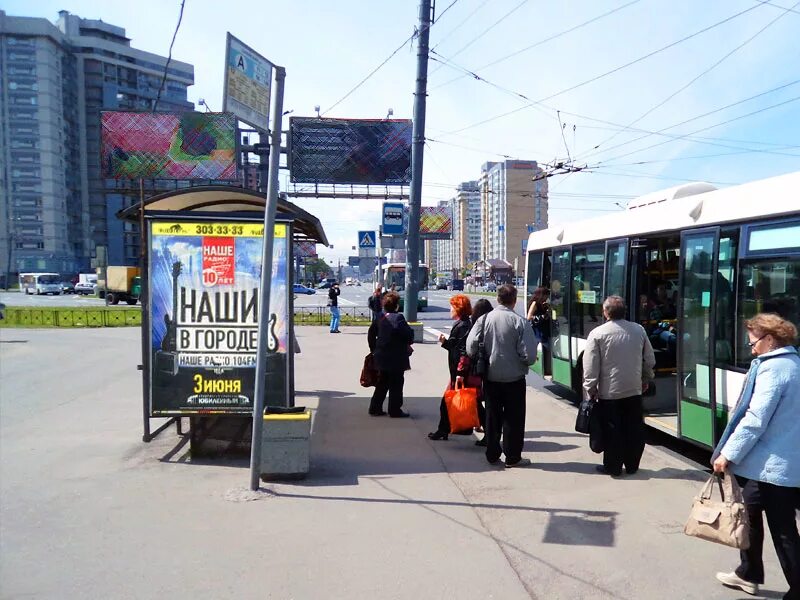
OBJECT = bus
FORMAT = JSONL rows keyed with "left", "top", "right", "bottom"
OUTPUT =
{"left": 524, "top": 172, "right": 800, "bottom": 449}
{"left": 377, "top": 262, "right": 429, "bottom": 311}
{"left": 20, "top": 273, "right": 62, "bottom": 295}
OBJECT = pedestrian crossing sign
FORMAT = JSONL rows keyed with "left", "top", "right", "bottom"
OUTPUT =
{"left": 358, "top": 231, "right": 376, "bottom": 248}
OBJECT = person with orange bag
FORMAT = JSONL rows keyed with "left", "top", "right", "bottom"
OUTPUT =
{"left": 428, "top": 294, "right": 473, "bottom": 441}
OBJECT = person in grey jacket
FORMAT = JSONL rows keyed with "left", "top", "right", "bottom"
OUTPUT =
{"left": 582, "top": 295, "right": 655, "bottom": 477}
{"left": 466, "top": 284, "right": 537, "bottom": 468}
{"left": 711, "top": 313, "right": 800, "bottom": 599}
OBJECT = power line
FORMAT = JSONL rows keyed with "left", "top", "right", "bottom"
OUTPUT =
{"left": 428, "top": 0, "right": 528, "bottom": 76}
{"left": 153, "top": 0, "right": 187, "bottom": 113}
{"left": 573, "top": 77, "right": 800, "bottom": 160}
{"left": 430, "top": 0, "right": 642, "bottom": 91}
{"left": 322, "top": 0, "right": 464, "bottom": 116}
{"left": 442, "top": 2, "right": 766, "bottom": 135}
{"left": 579, "top": 0, "right": 799, "bottom": 161}
{"left": 431, "top": 0, "right": 491, "bottom": 51}
{"left": 595, "top": 93, "right": 800, "bottom": 164}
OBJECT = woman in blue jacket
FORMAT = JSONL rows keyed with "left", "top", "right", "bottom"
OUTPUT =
{"left": 711, "top": 313, "right": 800, "bottom": 599}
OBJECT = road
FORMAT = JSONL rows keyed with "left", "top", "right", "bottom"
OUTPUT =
{"left": 0, "top": 290, "right": 135, "bottom": 308}
{"left": 295, "top": 284, "right": 523, "bottom": 334}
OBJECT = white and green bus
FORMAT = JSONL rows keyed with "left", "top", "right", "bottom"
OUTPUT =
{"left": 377, "top": 262, "right": 429, "bottom": 311}
{"left": 524, "top": 172, "right": 800, "bottom": 449}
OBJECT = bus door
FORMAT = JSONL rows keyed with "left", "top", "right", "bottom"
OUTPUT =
{"left": 677, "top": 228, "right": 720, "bottom": 447}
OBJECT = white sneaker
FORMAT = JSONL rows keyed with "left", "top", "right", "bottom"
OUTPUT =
{"left": 715, "top": 571, "right": 759, "bottom": 595}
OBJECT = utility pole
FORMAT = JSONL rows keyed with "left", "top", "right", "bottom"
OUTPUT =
{"left": 404, "top": 0, "right": 432, "bottom": 324}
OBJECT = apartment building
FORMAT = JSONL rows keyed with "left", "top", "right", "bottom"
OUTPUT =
{"left": 0, "top": 10, "right": 194, "bottom": 278}
{"left": 479, "top": 160, "right": 548, "bottom": 276}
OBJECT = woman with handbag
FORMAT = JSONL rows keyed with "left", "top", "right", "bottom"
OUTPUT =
{"left": 711, "top": 313, "right": 800, "bottom": 599}
{"left": 367, "top": 292, "right": 414, "bottom": 418}
{"left": 428, "top": 294, "right": 473, "bottom": 440}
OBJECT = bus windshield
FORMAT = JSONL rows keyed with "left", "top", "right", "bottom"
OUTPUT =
{"left": 38, "top": 275, "right": 60, "bottom": 284}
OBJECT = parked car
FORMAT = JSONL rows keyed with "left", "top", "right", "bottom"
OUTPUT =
{"left": 75, "top": 282, "right": 96, "bottom": 295}
{"left": 436, "top": 281, "right": 448, "bottom": 290}
{"left": 484, "top": 282, "right": 497, "bottom": 292}
{"left": 293, "top": 283, "right": 316, "bottom": 295}
{"left": 60, "top": 281, "right": 75, "bottom": 294}
{"left": 451, "top": 279, "right": 465, "bottom": 291}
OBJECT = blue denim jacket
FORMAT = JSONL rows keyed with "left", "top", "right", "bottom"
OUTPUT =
{"left": 712, "top": 346, "right": 800, "bottom": 487}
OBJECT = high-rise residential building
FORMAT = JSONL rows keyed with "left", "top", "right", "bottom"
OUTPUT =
{"left": 0, "top": 10, "right": 194, "bottom": 280}
{"left": 479, "top": 160, "right": 548, "bottom": 276}
{"left": 453, "top": 180, "right": 480, "bottom": 272}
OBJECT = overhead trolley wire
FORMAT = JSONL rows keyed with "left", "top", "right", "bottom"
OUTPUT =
{"left": 322, "top": 0, "right": 463, "bottom": 117}
{"left": 441, "top": 1, "right": 768, "bottom": 135}
{"left": 431, "top": 0, "right": 491, "bottom": 51}
{"left": 430, "top": 0, "right": 642, "bottom": 92}
{"left": 579, "top": 0, "right": 800, "bottom": 162}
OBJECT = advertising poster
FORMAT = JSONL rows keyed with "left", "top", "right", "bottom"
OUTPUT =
{"left": 101, "top": 111, "right": 237, "bottom": 180}
{"left": 289, "top": 117, "right": 412, "bottom": 185}
{"left": 223, "top": 33, "right": 273, "bottom": 131}
{"left": 148, "top": 220, "right": 289, "bottom": 415}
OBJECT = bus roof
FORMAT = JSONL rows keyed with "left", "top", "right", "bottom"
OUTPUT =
{"left": 528, "top": 171, "right": 800, "bottom": 250}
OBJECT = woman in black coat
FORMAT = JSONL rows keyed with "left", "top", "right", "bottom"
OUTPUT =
{"left": 367, "top": 292, "right": 414, "bottom": 418}
{"left": 428, "top": 294, "right": 473, "bottom": 440}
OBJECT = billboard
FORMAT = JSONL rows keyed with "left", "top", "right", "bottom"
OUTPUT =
{"left": 223, "top": 33, "right": 273, "bottom": 131}
{"left": 407, "top": 206, "right": 452, "bottom": 240}
{"left": 148, "top": 220, "right": 289, "bottom": 415}
{"left": 293, "top": 241, "right": 317, "bottom": 258}
{"left": 101, "top": 111, "right": 237, "bottom": 180}
{"left": 289, "top": 117, "right": 412, "bottom": 185}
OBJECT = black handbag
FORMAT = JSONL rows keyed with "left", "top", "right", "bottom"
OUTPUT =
{"left": 473, "top": 317, "right": 488, "bottom": 377}
{"left": 575, "top": 398, "right": 593, "bottom": 434}
{"left": 589, "top": 401, "right": 604, "bottom": 454}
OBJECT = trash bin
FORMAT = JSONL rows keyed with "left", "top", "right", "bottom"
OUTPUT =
{"left": 260, "top": 408, "right": 311, "bottom": 481}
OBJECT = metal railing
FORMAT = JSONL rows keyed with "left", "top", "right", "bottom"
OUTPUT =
{"left": 293, "top": 306, "right": 372, "bottom": 325}
{"left": 0, "top": 306, "right": 142, "bottom": 328}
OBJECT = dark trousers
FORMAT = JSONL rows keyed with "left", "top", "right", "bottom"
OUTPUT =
{"left": 483, "top": 378, "right": 526, "bottom": 464}
{"left": 436, "top": 378, "right": 486, "bottom": 434}
{"left": 735, "top": 477, "right": 800, "bottom": 599}
{"left": 369, "top": 370, "right": 405, "bottom": 415}
{"left": 599, "top": 395, "right": 645, "bottom": 475}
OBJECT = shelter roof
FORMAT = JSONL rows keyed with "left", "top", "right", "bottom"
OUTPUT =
{"left": 116, "top": 185, "right": 328, "bottom": 245}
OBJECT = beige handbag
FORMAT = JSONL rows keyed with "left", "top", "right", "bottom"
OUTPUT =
{"left": 684, "top": 472, "right": 750, "bottom": 549}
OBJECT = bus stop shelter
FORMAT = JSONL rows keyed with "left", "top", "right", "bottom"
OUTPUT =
{"left": 117, "top": 186, "right": 328, "bottom": 448}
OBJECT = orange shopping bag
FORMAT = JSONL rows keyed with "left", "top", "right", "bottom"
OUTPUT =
{"left": 444, "top": 381, "right": 480, "bottom": 434}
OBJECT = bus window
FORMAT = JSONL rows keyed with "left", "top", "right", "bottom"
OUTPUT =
{"left": 525, "top": 251, "right": 543, "bottom": 307}
{"left": 736, "top": 258, "right": 800, "bottom": 368}
{"left": 549, "top": 249, "right": 571, "bottom": 363}
{"left": 604, "top": 240, "right": 627, "bottom": 298}
{"left": 570, "top": 244, "right": 604, "bottom": 342}
{"left": 714, "top": 235, "right": 738, "bottom": 367}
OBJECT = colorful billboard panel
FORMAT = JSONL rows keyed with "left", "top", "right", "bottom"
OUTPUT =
{"left": 148, "top": 220, "right": 289, "bottom": 414}
{"left": 101, "top": 112, "right": 237, "bottom": 180}
{"left": 414, "top": 206, "right": 453, "bottom": 240}
{"left": 289, "top": 117, "right": 412, "bottom": 185}
{"left": 293, "top": 241, "right": 317, "bottom": 258}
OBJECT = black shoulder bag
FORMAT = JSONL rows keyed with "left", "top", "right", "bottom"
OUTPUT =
{"left": 473, "top": 317, "right": 488, "bottom": 377}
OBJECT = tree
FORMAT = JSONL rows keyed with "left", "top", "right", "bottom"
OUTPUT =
{"left": 305, "top": 258, "right": 332, "bottom": 283}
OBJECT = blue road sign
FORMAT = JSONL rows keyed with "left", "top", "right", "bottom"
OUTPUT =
{"left": 382, "top": 202, "right": 405, "bottom": 236}
{"left": 358, "top": 230, "right": 376, "bottom": 249}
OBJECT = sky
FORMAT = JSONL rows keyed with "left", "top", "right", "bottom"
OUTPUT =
{"left": 6, "top": 0, "right": 800, "bottom": 265}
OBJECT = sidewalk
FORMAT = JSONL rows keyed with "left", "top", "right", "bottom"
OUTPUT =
{"left": 0, "top": 325, "right": 788, "bottom": 599}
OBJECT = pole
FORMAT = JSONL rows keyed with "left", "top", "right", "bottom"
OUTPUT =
{"left": 249, "top": 66, "right": 286, "bottom": 491}
{"left": 404, "top": 0, "right": 432, "bottom": 324}
{"left": 139, "top": 178, "right": 152, "bottom": 441}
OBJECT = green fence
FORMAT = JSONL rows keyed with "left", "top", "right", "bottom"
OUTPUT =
{"left": 0, "top": 307, "right": 142, "bottom": 328}
{"left": 0, "top": 306, "right": 370, "bottom": 328}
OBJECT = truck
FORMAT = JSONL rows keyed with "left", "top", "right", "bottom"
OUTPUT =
{"left": 96, "top": 266, "right": 141, "bottom": 305}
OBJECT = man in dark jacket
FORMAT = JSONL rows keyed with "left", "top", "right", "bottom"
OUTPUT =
{"left": 367, "top": 292, "right": 413, "bottom": 418}
{"left": 328, "top": 282, "right": 341, "bottom": 333}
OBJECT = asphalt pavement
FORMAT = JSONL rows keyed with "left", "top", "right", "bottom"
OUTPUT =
{"left": 1, "top": 324, "right": 790, "bottom": 599}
